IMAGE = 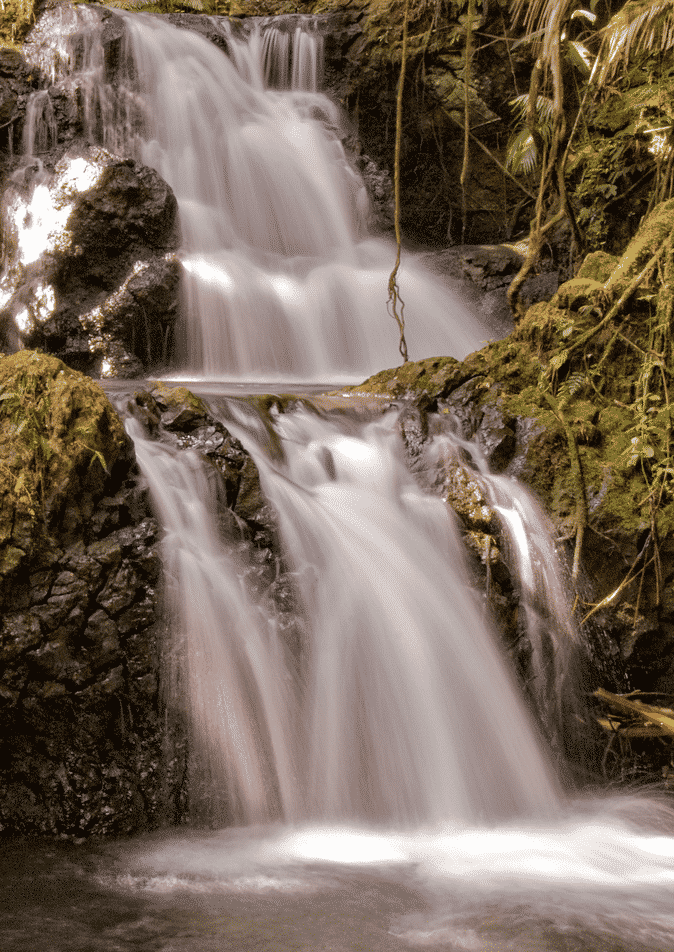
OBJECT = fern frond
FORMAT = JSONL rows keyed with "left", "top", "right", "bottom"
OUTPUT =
{"left": 549, "top": 349, "right": 570, "bottom": 372}
{"left": 593, "top": 0, "right": 674, "bottom": 87}
{"left": 510, "top": 94, "right": 554, "bottom": 124}
{"left": 506, "top": 129, "right": 540, "bottom": 175}
{"left": 511, "top": 0, "right": 578, "bottom": 50}
{"left": 565, "top": 371, "right": 587, "bottom": 396}
{"left": 570, "top": 9, "right": 597, "bottom": 27}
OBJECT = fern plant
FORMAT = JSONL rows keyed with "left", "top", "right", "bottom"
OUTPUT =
{"left": 592, "top": 0, "right": 674, "bottom": 88}
{"left": 506, "top": 95, "right": 554, "bottom": 175}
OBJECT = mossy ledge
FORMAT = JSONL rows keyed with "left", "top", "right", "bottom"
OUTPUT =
{"left": 348, "top": 201, "right": 674, "bottom": 701}
{"left": 0, "top": 349, "right": 128, "bottom": 577}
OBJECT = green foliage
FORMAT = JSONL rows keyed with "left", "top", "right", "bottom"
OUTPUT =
{"left": 592, "top": 0, "right": 674, "bottom": 88}
{"left": 570, "top": 135, "right": 646, "bottom": 250}
{"left": 0, "top": 0, "right": 37, "bottom": 47}
{"left": 505, "top": 95, "right": 553, "bottom": 175}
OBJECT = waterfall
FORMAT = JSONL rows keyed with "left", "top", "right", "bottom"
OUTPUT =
{"left": 11, "top": 10, "right": 674, "bottom": 950}
{"left": 425, "top": 425, "right": 584, "bottom": 755}
{"left": 126, "top": 399, "right": 561, "bottom": 827}
{"left": 126, "top": 415, "right": 299, "bottom": 824}
{"left": 21, "top": 7, "right": 497, "bottom": 381}
{"left": 228, "top": 404, "right": 562, "bottom": 824}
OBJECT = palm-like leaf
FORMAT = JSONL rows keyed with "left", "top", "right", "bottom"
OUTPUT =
{"left": 506, "top": 128, "right": 540, "bottom": 175}
{"left": 593, "top": 0, "right": 674, "bottom": 87}
{"left": 566, "top": 38, "right": 593, "bottom": 75}
{"left": 510, "top": 93, "right": 554, "bottom": 125}
{"left": 507, "top": 96, "right": 554, "bottom": 174}
{"left": 511, "top": 0, "right": 578, "bottom": 49}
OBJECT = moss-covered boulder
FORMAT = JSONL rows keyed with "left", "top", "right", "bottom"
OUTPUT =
{"left": 0, "top": 350, "right": 128, "bottom": 577}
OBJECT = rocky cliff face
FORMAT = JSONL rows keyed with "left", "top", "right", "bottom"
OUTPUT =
{"left": 0, "top": 350, "right": 306, "bottom": 836}
{"left": 0, "top": 350, "right": 170, "bottom": 836}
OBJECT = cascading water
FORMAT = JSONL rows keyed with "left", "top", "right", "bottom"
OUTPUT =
{"left": 126, "top": 416, "right": 298, "bottom": 825}
{"left": 9, "top": 7, "right": 674, "bottom": 952}
{"left": 126, "top": 400, "right": 560, "bottom": 828}
{"left": 112, "top": 395, "right": 674, "bottom": 952}
{"left": 21, "top": 6, "right": 497, "bottom": 381}
{"left": 211, "top": 403, "right": 561, "bottom": 825}
{"left": 424, "top": 423, "right": 584, "bottom": 753}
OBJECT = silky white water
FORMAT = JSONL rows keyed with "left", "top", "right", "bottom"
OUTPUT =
{"left": 126, "top": 401, "right": 560, "bottom": 827}
{"left": 21, "top": 6, "right": 498, "bottom": 381}
{"left": 116, "top": 394, "right": 674, "bottom": 949}
{"left": 220, "top": 404, "right": 561, "bottom": 825}
{"left": 126, "top": 415, "right": 298, "bottom": 824}
{"left": 12, "top": 7, "right": 674, "bottom": 950}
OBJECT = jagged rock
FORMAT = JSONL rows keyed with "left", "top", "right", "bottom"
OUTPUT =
{"left": 0, "top": 145, "right": 180, "bottom": 375}
{"left": 475, "top": 402, "right": 516, "bottom": 472}
{"left": 0, "top": 76, "right": 17, "bottom": 125}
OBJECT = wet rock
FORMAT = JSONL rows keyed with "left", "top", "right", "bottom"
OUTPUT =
{"left": 475, "top": 403, "right": 516, "bottom": 472}
{"left": 28, "top": 639, "right": 91, "bottom": 685}
{"left": 398, "top": 404, "right": 428, "bottom": 465}
{"left": 461, "top": 244, "right": 524, "bottom": 291}
{"left": 0, "top": 146, "right": 180, "bottom": 376}
{"left": 96, "top": 563, "right": 141, "bottom": 616}
{"left": 442, "top": 461, "right": 496, "bottom": 534}
{"left": 0, "top": 353, "right": 178, "bottom": 839}
{"left": 439, "top": 377, "right": 485, "bottom": 440}
{"left": 81, "top": 610, "right": 121, "bottom": 671}
{"left": 1, "top": 613, "right": 42, "bottom": 663}
{"left": 0, "top": 76, "right": 17, "bottom": 125}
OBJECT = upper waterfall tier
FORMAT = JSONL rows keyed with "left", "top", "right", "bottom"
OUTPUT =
{"left": 20, "top": 7, "right": 500, "bottom": 382}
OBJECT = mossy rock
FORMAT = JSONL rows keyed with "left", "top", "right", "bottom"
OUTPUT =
{"left": 577, "top": 251, "right": 620, "bottom": 283}
{"left": 607, "top": 198, "right": 674, "bottom": 290}
{"left": 149, "top": 383, "right": 207, "bottom": 413}
{"left": 551, "top": 278, "right": 602, "bottom": 311}
{"left": 0, "top": 350, "right": 127, "bottom": 571}
{"left": 348, "top": 355, "right": 472, "bottom": 400}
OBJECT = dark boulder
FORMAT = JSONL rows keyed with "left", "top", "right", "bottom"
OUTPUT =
{"left": 0, "top": 145, "right": 180, "bottom": 376}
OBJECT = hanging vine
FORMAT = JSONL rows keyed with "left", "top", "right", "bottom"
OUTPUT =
{"left": 387, "top": 0, "right": 410, "bottom": 365}
{"left": 460, "top": 0, "right": 475, "bottom": 244}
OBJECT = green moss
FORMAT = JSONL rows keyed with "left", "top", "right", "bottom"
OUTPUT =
{"left": 551, "top": 278, "right": 603, "bottom": 311}
{"left": 0, "top": 350, "right": 127, "bottom": 568}
{"left": 0, "top": 0, "right": 36, "bottom": 47}
{"left": 148, "top": 382, "right": 208, "bottom": 415}
{"left": 577, "top": 251, "right": 620, "bottom": 283}
{"left": 348, "top": 355, "right": 472, "bottom": 400}
{"left": 609, "top": 199, "right": 674, "bottom": 288}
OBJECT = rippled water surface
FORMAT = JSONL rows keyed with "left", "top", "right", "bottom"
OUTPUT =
{"left": 5, "top": 807, "right": 674, "bottom": 952}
